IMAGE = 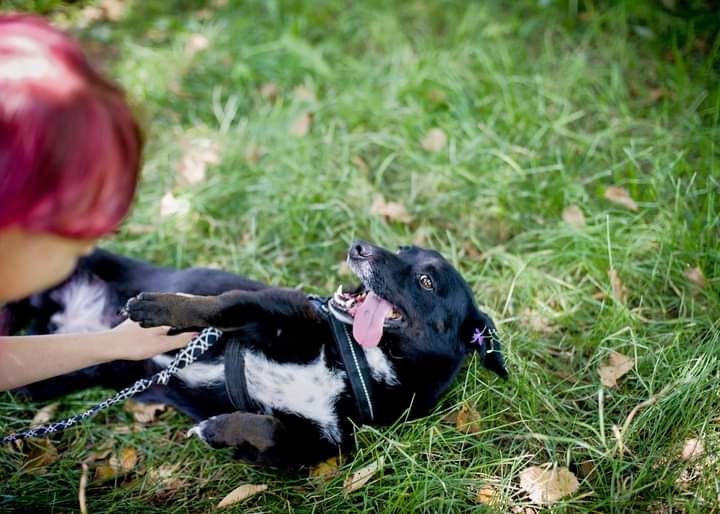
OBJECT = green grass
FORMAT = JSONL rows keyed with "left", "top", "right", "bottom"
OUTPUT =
{"left": 1, "top": 0, "right": 719, "bottom": 512}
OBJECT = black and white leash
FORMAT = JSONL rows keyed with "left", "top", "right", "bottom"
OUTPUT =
{"left": 2, "top": 327, "right": 223, "bottom": 444}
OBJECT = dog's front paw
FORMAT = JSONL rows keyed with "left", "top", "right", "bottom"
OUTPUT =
{"left": 124, "top": 292, "right": 179, "bottom": 328}
{"left": 187, "top": 417, "right": 216, "bottom": 447}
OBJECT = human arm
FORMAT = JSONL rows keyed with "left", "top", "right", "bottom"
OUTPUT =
{"left": 0, "top": 320, "right": 196, "bottom": 391}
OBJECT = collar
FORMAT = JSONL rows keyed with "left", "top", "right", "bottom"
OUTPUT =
{"left": 310, "top": 296, "right": 376, "bottom": 424}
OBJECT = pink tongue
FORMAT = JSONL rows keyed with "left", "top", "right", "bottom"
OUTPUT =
{"left": 352, "top": 291, "right": 393, "bottom": 348}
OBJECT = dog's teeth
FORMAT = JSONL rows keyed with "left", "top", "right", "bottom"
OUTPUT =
{"left": 336, "top": 285, "right": 343, "bottom": 296}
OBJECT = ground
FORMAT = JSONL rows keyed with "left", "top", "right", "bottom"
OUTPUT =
{"left": 1, "top": 0, "right": 719, "bottom": 512}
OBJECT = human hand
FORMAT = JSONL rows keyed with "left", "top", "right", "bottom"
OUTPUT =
{"left": 108, "top": 319, "right": 198, "bottom": 361}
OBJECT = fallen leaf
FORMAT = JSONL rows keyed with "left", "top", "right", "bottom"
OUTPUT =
{"left": 518, "top": 464, "right": 580, "bottom": 505}
{"left": 680, "top": 438, "right": 704, "bottom": 461}
{"left": 475, "top": 485, "right": 498, "bottom": 505}
{"left": 260, "top": 82, "right": 279, "bottom": 102}
{"left": 343, "top": 457, "right": 384, "bottom": 494}
{"left": 22, "top": 439, "right": 59, "bottom": 473}
{"left": 293, "top": 85, "right": 316, "bottom": 103}
{"left": 95, "top": 446, "right": 138, "bottom": 481}
{"left": 160, "top": 192, "right": 191, "bottom": 218}
{"left": 648, "top": 88, "right": 666, "bottom": 103}
{"left": 79, "top": 462, "right": 89, "bottom": 514}
{"left": 112, "top": 447, "right": 138, "bottom": 472}
{"left": 370, "top": 195, "right": 412, "bottom": 224}
{"left": 244, "top": 141, "right": 263, "bottom": 165}
{"left": 123, "top": 400, "right": 167, "bottom": 424}
{"left": 100, "top": 0, "right": 125, "bottom": 21}
{"left": 604, "top": 186, "right": 639, "bottom": 211}
{"left": 421, "top": 128, "right": 447, "bottom": 152}
{"left": 684, "top": 267, "right": 706, "bottom": 291}
{"left": 149, "top": 464, "right": 188, "bottom": 497}
{"left": 310, "top": 456, "right": 340, "bottom": 481}
{"left": 598, "top": 351, "right": 634, "bottom": 388}
{"left": 520, "top": 308, "right": 557, "bottom": 334}
{"left": 186, "top": 34, "right": 210, "bottom": 56}
{"left": 455, "top": 404, "right": 482, "bottom": 434}
{"left": 32, "top": 402, "right": 60, "bottom": 426}
{"left": 562, "top": 205, "right": 585, "bottom": 228}
{"left": 290, "top": 112, "right": 313, "bottom": 137}
{"left": 178, "top": 137, "right": 221, "bottom": 185}
{"left": 351, "top": 155, "right": 369, "bottom": 173}
{"left": 427, "top": 89, "right": 447, "bottom": 104}
{"left": 608, "top": 268, "right": 627, "bottom": 304}
{"left": 217, "top": 484, "right": 268, "bottom": 508}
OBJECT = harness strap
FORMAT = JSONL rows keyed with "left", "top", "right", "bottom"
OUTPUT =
{"left": 310, "top": 296, "right": 375, "bottom": 424}
{"left": 224, "top": 339, "right": 252, "bottom": 411}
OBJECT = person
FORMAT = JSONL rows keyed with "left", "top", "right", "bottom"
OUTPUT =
{"left": 0, "top": 14, "right": 195, "bottom": 391}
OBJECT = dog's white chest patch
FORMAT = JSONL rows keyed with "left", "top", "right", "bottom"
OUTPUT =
{"left": 50, "top": 278, "right": 111, "bottom": 333}
{"left": 243, "top": 348, "right": 346, "bottom": 443}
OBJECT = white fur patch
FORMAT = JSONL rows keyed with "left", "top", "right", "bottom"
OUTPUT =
{"left": 152, "top": 355, "right": 225, "bottom": 387}
{"left": 363, "top": 347, "right": 399, "bottom": 385}
{"left": 243, "top": 348, "right": 346, "bottom": 443}
{"left": 50, "top": 279, "right": 111, "bottom": 333}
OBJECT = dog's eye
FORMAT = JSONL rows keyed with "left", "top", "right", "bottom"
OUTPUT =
{"left": 418, "top": 274, "right": 434, "bottom": 290}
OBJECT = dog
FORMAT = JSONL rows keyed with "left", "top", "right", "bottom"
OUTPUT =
{"left": 4, "top": 240, "right": 507, "bottom": 467}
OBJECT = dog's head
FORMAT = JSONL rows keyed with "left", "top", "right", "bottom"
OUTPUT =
{"left": 329, "top": 240, "right": 508, "bottom": 378}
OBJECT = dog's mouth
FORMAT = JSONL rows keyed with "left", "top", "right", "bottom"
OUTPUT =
{"left": 328, "top": 286, "right": 405, "bottom": 348}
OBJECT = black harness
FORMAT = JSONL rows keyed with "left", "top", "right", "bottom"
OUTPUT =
{"left": 223, "top": 296, "right": 376, "bottom": 424}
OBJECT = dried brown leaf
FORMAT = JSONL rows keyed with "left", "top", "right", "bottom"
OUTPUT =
{"left": 598, "top": 351, "right": 634, "bottom": 388}
{"left": 100, "top": 0, "right": 125, "bottom": 21}
{"left": 290, "top": 112, "right": 313, "bottom": 137}
{"left": 217, "top": 483, "right": 268, "bottom": 508}
{"left": 421, "top": 128, "right": 447, "bottom": 152}
{"left": 520, "top": 308, "right": 557, "bottom": 334}
{"left": 475, "top": 485, "right": 498, "bottom": 505}
{"left": 244, "top": 142, "right": 263, "bottom": 165}
{"left": 351, "top": 155, "right": 369, "bottom": 173}
{"left": 562, "top": 205, "right": 585, "bottom": 228}
{"left": 186, "top": 34, "right": 210, "bottom": 56}
{"left": 608, "top": 268, "right": 627, "bottom": 304}
{"left": 260, "top": 82, "right": 279, "bottom": 102}
{"left": 178, "top": 137, "right": 220, "bottom": 185}
{"left": 604, "top": 186, "right": 639, "bottom": 211}
{"left": 310, "top": 456, "right": 340, "bottom": 481}
{"left": 32, "top": 402, "right": 60, "bottom": 426}
{"left": 455, "top": 404, "right": 482, "bottom": 434}
{"left": 149, "top": 464, "right": 188, "bottom": 497}
{"left": 680, "top": 438, "right": 704, "bottom": 461}
{"left": 111, "top": 446, "right": 138, "bottom": 473}
{"left": 293, "top": 85, "right": 316, "bottom": 103}
{"left": 124, "top": 400, "right": 167, "bottom": 424}
{"left": 684, "top": 267, "right": 706, "bottom": 291}
{"left": 518, "top": 464, "right": 580, "bottom": 505}
{"left": 370, "top": 195, "right": 412, "bottom": 224}
{"left": 343, "top": 457, "right": 384, "bottom": 494}
{"left": 160, "top": 192, "right": 190, "bottom": 218}
{"left": 23, "top": 439, "right": 59, "bottom": 473}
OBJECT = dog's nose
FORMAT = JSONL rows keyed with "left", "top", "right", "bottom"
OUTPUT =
{"left": 349, "top": 240, "right": 373, "bottom": 260}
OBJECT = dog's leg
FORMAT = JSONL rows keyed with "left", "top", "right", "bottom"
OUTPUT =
{"left": 125, "top": 288, "right": 318, "bottom": 331}
{"left": 187, "top": 411, "right": 339, "bottom": 467}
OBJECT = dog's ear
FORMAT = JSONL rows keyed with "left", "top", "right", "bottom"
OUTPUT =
{"left": 460, "top": 306, "right": 508, "bottom": 378}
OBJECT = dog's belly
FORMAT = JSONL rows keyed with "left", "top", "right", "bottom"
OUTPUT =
{"left": 243, "top": 348, "right": 346, "bottom": 443}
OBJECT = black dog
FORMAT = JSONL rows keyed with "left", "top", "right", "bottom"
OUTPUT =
{"left": 4, "top": 241, "right": 507, "bottom": 467}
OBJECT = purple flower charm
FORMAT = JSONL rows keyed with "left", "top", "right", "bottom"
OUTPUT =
{"left": 471, "top": 328, "right": 485, "bottom": 347}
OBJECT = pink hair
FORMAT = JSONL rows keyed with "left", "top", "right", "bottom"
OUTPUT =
{"left": 0, "top": 14, "right": 142, "bottom": 239}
